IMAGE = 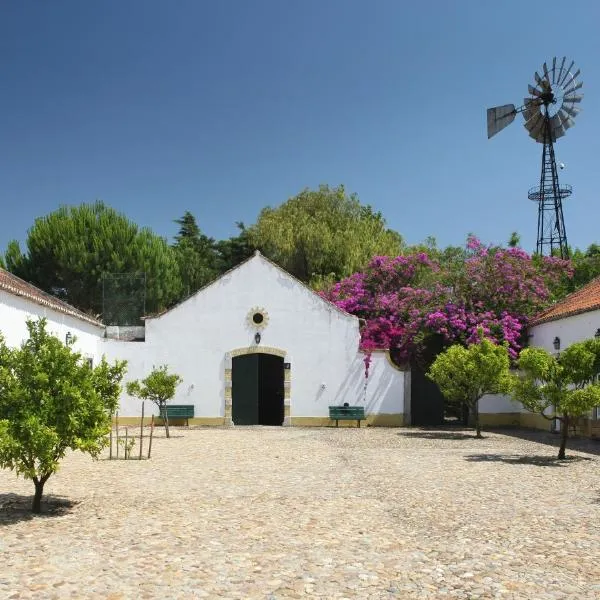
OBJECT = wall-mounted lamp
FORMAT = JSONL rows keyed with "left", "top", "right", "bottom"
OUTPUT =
{"left": 254, "top": 332, "right": 261, "bottom": 344}
{"left": 553, "top": 336, "right": 561, "bottom": 351}
{"left": 595, "top": 328, "right": 600, "bottom": 339}
{"left": 65, "top": 331, "right": 73, "bottom": 345}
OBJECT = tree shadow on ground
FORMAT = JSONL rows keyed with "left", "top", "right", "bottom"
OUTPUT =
{"left": 400, "top": 429, "right": 479, "bottom": 440}
{"left": 490, "top": 427, "right": 600, "bottom": 457}
{"left": 465, "top": 454, "right": 592, "bottom": 467}
{"left": 0, "top": 493, "right": 78, "bottom": 525}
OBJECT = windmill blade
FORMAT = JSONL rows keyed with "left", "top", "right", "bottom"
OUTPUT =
{"left": 528, "top": 128, "right": 546, "bottom": 143}
{"left": 556, "top": 56, "right": 566, "bottom": 85}
{"left": 558, "top": 109, "right": 575, "bottom": 130}
{"left": 550, "top": 114, "right": 566, "bottom": 140}
{"left": 534, "top": 71, "right": 543, "bottom": 85}
{"left": 528, "top": 84, "right": 542, "bottom": 97}
{"left": 564, "top": 94, "right": 583, "bottom": 103}
{"left": 563, "top": 80, "right": 583, "bottom": 96}
{"left": 551, "top": 57, "right": 557, "bottom": 83}
{"left": 523, "top": 97, "right": 541, "bottom": 122}
{"left": 525, "top": 113, "right": 546, "bottom": 141}
{"left": 487, "top": 104, "right": 516, "bottom": 138}
{"left": 559, "top": 59, "right": 575, "bottom": 85}
{"left": 543, "top": 62, "right": 550, "bottom": 81}
{"left": 561, "top": 104, "right": 580, "bottom": 119}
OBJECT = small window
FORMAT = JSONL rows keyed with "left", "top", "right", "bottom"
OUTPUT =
{"left": 252, "top": 313, "right": 264, "bottom": 325}
{"left": 86, "top": 357, "right": 94, "bottom": 369}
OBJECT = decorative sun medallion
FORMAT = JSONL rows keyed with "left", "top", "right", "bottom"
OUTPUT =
{"left": 247, "top": 307, "right": 269, "bottom": 330}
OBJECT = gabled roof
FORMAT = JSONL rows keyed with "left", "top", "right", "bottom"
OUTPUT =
{"left": 144, "top": 251, "right": 354, "bottom": 321}
{"left": 530, "top": 277, "right": 600, "bottom": 326}
{"left": 0, "top": 268, "right": 104, "bottom": 328}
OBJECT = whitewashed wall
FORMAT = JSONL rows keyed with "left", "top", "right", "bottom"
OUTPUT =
{"left": 0, "top": 290, "right": 103, "bottom": 361}
{"left": 362, "top": 352, "right": 405, "bottom": 416}
{"left": 529, "top": 310, "right": 600, "bottom": 352}
{"left": 479, "top": 393, "right": 519, "bottom": 414}
{"left": 102, "top": 254, "right": 405, "bottom": 420}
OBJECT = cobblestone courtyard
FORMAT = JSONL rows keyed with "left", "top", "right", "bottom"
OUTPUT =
{"left": 1, "top": 427, "right": 599, "bottom": 599}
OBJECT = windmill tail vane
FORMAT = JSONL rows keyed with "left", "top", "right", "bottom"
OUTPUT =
{"left": 486, "top": 56, "right": 583, "bottom": 260}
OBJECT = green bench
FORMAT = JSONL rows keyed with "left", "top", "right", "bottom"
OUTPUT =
{"left": 155, "top": 405, "right": 195, "bottom": 427}
{"left": 329, "top": 405, "right": 366, "bottom": 428}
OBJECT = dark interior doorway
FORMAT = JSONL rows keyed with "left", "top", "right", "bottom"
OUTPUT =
{"left": 232, "top": 353, "right": 284, "bottom": 425}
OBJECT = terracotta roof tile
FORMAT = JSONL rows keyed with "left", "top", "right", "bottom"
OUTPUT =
{"left": 0, "top": 268, "right": 104, "bottom": 328}
{"left": 530, "top": 277, "right": 600, "bottom": 326}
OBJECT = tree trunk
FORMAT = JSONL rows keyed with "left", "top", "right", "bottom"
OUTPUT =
{"left": 161, "top": 402, "right": 170, "bottom": 439}
{"left": 32, "top": 474, "right": 50, "bottom": 514}
{"left": 558, "top": 415, "right": 569, "bottom": 459}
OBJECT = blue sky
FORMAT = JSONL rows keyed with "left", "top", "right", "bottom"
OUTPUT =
{"left": 1, "top": 0, "right": 598, "bottom": 255}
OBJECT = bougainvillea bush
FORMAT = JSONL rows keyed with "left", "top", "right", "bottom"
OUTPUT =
{"left": 322, "top": 236, "right": 572, "bottom": 371}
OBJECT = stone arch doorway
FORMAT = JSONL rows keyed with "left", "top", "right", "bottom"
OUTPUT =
{"left": 224, "top": 347, "right": 290, "bottom": 426}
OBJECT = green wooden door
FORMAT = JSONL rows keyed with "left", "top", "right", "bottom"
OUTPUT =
{"left": 232, "top": 354, "right": 259, "bottom": 425}
{"left": 258, "top": 354, "right": 284, "bottom": 425}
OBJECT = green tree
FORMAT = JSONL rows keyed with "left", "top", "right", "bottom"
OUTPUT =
{"left": 512, "top": 340, "right": 600, "bottom": 459}
{"left": 0, "top": 319, "right": 127, "bottom": 513}
{"left": 427, "top": 335, "right": 512, "bottom": 437}
{"left": 172, "top": 211, "right": 219, "bottom": 297}
{"left": 569, "top": 244, "right": 600, "bottom": 291}
{"left": 126, "top": 365, "right": 182, "bottom": 439}
{"left": 4, "top": 201, "right": 182, "bottom": 320}
{"left": 214, "top": 222, "right": 256, "bottom": 273}
{"left": 247, "top": 185, "right": 403, "bottom": 285}
{"left": 508, "top": 232, "right": 521, "bottom": 248}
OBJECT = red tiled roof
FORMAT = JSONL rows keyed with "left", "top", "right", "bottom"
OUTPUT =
{"left": 0, "top": 268, "right": 104, "bottom": 328}
{"left": 530, "top": 277, "right": 600, "bottom": 326}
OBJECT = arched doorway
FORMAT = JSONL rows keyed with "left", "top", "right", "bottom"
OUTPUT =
{"left": 232, "top": 353, "right": 285, "bottom": 425}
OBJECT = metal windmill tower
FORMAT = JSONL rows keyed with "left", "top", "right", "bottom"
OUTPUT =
{"left": 487, "top": 57, "right": 583, "bottom": 259}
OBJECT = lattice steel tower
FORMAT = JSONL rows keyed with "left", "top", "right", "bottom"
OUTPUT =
{"left": 486, "top": 57, "right": 583, "bottom": 259}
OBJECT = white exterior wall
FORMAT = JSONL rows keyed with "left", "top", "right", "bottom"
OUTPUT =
{"left": 362, "top": 352, "right": 405, "bottom": 416}
{"left": 479, "top": 393, "right": 519, "bottom": 414}
{"left": 102, "top": 255, "right": 405, "bottom": 420}
{"left": 529, "top": 310, "right": 600, "bottom": 352}
{"left": 0, "top": 290, "right": 103, "bottom": 361}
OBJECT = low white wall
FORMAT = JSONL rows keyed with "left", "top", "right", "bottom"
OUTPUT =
{"left": 479, "top": 393, "right": 519, "bottom": 414}
{"left": 0, "top": 290, "right": 103, "bottom": 362}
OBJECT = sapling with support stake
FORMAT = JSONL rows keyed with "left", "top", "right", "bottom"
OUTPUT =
{"left": 126, "top": 365, "right": 183, "bottom": 439}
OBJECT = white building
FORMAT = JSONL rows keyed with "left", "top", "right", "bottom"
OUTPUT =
{"left": 0, "top": 267, "right": 104, "bottom": 362}
{"left": 100, "top": 252, "right": 406, "bottom": 427}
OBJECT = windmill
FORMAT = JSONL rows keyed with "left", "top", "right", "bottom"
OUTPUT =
{"left": 487, "top": 57, "right": 583, "bottom": 259}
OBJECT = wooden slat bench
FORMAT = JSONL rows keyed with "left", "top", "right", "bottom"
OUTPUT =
{"left": 155, "top": 405, "right": 195, "bottom": 427}
{"left": 329, "top": 405, "right": 365, "bottom": 428}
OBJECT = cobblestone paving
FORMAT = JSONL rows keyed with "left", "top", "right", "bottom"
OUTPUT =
{"left": 1, "top": 427, "right": 600, "bottom": 599}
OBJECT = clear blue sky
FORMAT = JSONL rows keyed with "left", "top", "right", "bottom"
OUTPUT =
{"left": 1, "top": 0, "right": 598, "bottom": 255}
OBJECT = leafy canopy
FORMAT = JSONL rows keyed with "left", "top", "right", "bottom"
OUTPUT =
{"left": 126, "top": 365, "right": 182, "bottom": 405}
{"left": 5, "top": 201, "right": 182, "bottom": 321}
{"left": 248, "top": 185, "right": 403, "bottom": 286}
{"left": 172, "top": 211, "right": 220, "bottom": 297}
